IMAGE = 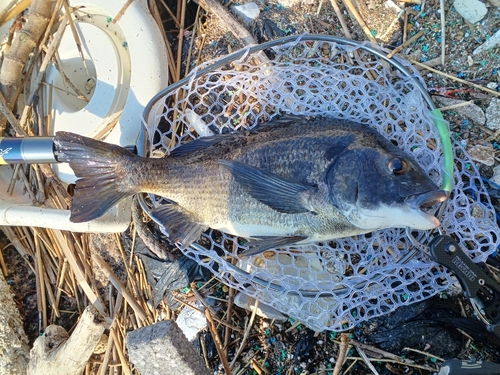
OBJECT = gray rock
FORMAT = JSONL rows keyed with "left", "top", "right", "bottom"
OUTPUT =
{"left": 453, "top": 0, "right": 487, "bottom": 24}
{"left": 126, "top": 320, "right": 210, "bottom": 375}
{"left": 486, "top": 98, "right": 500, "bottom": 130}
{"left": 491, "top": 165, "right": 500, "bottom": 187}
{"left": 434, "top": 96, "right": 486, "bottom": 126}
{"left": 231, "top": 2, "right": 260, "bottom": 27}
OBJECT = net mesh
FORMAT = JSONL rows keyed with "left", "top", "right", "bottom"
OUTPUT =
{"left": 143, "top": 36, "right": 499, "bottom": 331}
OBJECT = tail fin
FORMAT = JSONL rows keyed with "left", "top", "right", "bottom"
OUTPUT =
{"left": 54, "top": 132, "right": 137, "bottom": 223}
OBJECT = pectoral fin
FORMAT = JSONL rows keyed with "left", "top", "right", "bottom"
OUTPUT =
{"left": 241, "top": 235, "right": 307, "bottom": 256}
{"left": 218, "top": 160, "right": 317, "bottom": 214}
{"left": 151, "top": 204, "right": 207, "bottom": 249}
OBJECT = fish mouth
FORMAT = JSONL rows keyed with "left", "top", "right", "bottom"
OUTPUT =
{"left": 405, "top": 190, "right": 448, "bottom": 226}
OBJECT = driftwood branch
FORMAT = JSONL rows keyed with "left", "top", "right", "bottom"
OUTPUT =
{"left": 0, "top": 0, "right": 56, "bottom": 106}
{"left": 27, "top": 304, "right": 106, "bottom": 375}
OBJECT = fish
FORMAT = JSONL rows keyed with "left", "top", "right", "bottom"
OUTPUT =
{"left": 53, "top": 116, "right": 448, "bottom": 255}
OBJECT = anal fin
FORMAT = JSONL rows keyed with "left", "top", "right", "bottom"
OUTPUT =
{"left": 151, "top": 204, "right": 207, "bottom": 249}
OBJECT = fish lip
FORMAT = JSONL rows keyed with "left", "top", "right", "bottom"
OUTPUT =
{"left": 405, "top": 190, "right": 448, "bottom": 210}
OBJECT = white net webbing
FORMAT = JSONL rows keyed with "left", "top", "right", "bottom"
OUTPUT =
{"left": 143, "top": 36, "right": 499, "bottom": 331}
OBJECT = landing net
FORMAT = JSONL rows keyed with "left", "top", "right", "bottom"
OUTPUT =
{"left": 142, "top": 35, "right": 499, "bottom": 331}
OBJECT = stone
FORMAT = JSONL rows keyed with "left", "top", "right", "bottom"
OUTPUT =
{"left": 231, "top": 2, "right": 260, "bottom": 27}
{"left": 467, "top": 144, "right": 495, "bottom": 166}
{"left": 126, "top": 320, "right": 210, "bottom": 375}
{"left": 433, "top": 97, "right": 486, "bottom": 126}
{"left": 486, "top": 98, "right": 500, "bottom": 130}
{"left": 491, "top": 166, "right": 500, "bottom": 187}
{"left": 453, "top": 0, "right": 488, "bottom": 24}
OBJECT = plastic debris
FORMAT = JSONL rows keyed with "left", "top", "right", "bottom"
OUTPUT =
{"left": 231, "top": 2, "right": 260, "bottom": 27}
{"left": 453, "top": 0, "right": 488, "bottom": 24}
{"left": 474, "top": 29, "right": 500, "bottom": 55}
{"left": 176, "top": 300, "right": 209, "bottom": 341}
{"left": 234, "top": 292, "right": 288, "bottom": 322}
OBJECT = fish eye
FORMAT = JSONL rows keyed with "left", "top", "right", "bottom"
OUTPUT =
{"left": 387, "top": 157, "right": 408, "bottom": 175}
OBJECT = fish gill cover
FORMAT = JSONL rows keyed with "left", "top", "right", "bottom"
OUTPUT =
{"left": 141, "top": 35, "right": 499, "bottom": 331}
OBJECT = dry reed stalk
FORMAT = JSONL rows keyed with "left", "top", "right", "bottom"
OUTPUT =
{"left": 438, "top": 100, "right": 475, "bottom": 111}
{"left": 341, "top": 0, "right": 377, "bottom": 43}
{"left": 0, "top": 89, "right": 26, "bottom": 135}
{"left": 62, "top": 0, "right": 87, "bottom": 74}
{"left": 0, "top": 242, "right": 7, "bottom": 276}
{"left": 230, "top": 298, "right": 258, "bottom": 369}
{"left": 185, "top": 5, "right": 201, "bottom": 77}
{"left": 386, "top": 30, "right": 424, "bottom": 59}
{"left": 53, "top": 257, "right": 67, "bottom": 319}
{"left": 113, "top": 0, "right": 134, "bottom": 23}
{"left": 51, "top": 230, "right": 106, "bottom": 317}
{"left": 25, "top": 13, "right": 67, "bottom": 107}
{"left": 329, "top": 0, "right": 351, "bottom": 38}
{"left": 158, "top": 0, "right": 181, "bottom": 28}
{"left": 92, "top": 253, "right": 147, "bottom": 322}
{"left": 176, "top": 0, "right": 187, "bottom": 82}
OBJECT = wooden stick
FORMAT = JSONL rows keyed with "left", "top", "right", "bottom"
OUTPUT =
{"left": 386, "top": 30, "right": 424, "bottom": 59}
{"left": 409, "top": 58, "right": 500, "bottom": 97}
{"left": 341, "top": 0, "right": 377, "bottom": 43}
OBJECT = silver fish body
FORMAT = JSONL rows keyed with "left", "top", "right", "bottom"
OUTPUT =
{"left": 54, "top": 116, "right": 447, "bottom": 254}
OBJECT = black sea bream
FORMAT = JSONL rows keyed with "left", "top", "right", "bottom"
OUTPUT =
{"left": 54, "top": 116, "right": 447, "bottom": 255}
